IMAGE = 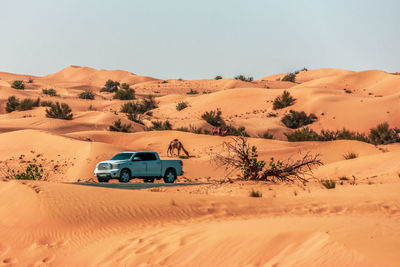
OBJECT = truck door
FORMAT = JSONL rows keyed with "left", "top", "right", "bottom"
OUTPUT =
{"left": 130, "top": 153, "right": 147, "bottom": 177}
{"left": 139, "top": 153, "right": 161, "bottom": 177}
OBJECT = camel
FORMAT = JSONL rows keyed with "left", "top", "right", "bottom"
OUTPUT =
{"left": 211, "top": 127, "right": 230, "bottom": 136}
{"left": 167, "top": 139, "right": 190, "bottom": 157}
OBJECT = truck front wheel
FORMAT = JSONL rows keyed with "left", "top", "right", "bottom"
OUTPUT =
{"left": 163, "top": 169, "right": 176, "bottom": 183}
{"left": 119, "top": 169, "right": 131, "bottom": 183}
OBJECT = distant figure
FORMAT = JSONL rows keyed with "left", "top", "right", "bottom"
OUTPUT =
{"left": 211, "top": 127, "right": 230, "bottom": 136}
{"left": 167, "top": 139, "right": 190, "bottom": 157}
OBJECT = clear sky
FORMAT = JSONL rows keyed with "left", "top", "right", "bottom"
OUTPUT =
{"left": 1, "top": 0, "right": 399, "bottom": 79}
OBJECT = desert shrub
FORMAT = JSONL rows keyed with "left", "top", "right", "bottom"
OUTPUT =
{"left": 42, "top": 88, "right": 57, "bottom": 96}
{"left": 78, "top": 90, "right": 95, "bottom": 100}
{"left": 11, "top": 80, "right": 25, "bottom": 89}
{"left": 17, "top": 98, "right": 40, "bottom": 111}
{"left": 368, "top": 122, "right": 400, "bottom": 145}
{"left": 6, "top": 96, "right": 20, "bottom": 113}
{"left": 127, "top": 112, "right": 144, "bottom": 125}
{"left": 9, "top": 162, "right": 43, "bottom": 180}
{"left": 40, "top": 100, "right": 53, "bottom": 107}
{"left": 114, "top": 88, "right": 135, "bottom": 100}
{"left": 187, "top": 89, "right": 199, "bottom": 95}
{"left": 285, "top": 127, "right": 319, "bottom": 142}
{"left": 149, "top": 120, "right": 172, "bottom": 131}
{"left": 120, "top": 83, "right": 130, "bottom": 90}
{"left": 343, "top": 152, "right": 358, "bottom": 160}
{"left": 281, "top": 73, "right": 296, "bottom": 83}
{"left": 176, "top": 101, "right": 188, "bottom": 111}
{"left": 141, "top": 95, "right": 157, "bottom": 111}
{"left": 344, "top": 88, "right": 352, "bottom": 94}
{"left": 223, "top": 125, "right": 250, "bottom": 137}
{"left": 213, "top": 136, "right": 322, "bottom": 183}
{"left": 234, "top": 75, "right": 253, "bottom": 82}
{"left": 321, "top": 179, "right": 336, "bottom": 189}
{"left": 215, "top": 75, "right": 223, "bottom": 80}
{"left": 273, "top": 90, "right": 296, "bottom": 110}
{"left": 301, "top": 67, "right": 308, "bottom": 72}
{"left": 27, "top": 78, "right": 33, "bottom": 83}
{"left": 161, "top": 80, "right": 168, "bottom": 84}
{"left": 281, "top": 110, "right": 317, "bottom": 129}
{"left": 249, "top": 189, "right": 262, "bottom": 198}
{"left": 101, "top": 80, "right": 120, "bottom": 92}
{"left": 45, "top": 102, "right": 73, "bottom": 120}
{"left": 120, "top": 95, "right": 157, "bottom": 115}
{"left": 202, "top": 109, "right": 224, "bottom": 127}
{"left": 261, "top": 131, "right": 274, "bottom": 139}
{"left": 109, "top": 119, "right": 132, "bottom": 132}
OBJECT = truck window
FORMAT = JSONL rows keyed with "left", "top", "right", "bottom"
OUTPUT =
{"left": 111, "top": 153, "right": 133, "bottom": 160}
{"left": 136, "top": 153, "right": 157, "bottom": 161}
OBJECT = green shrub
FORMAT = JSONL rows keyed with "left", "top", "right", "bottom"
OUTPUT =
{"left": 368, "top": 122, "right": 400, "bottom": 145}
{"left": 6, "top": 96, "right": 20, "bottom": 113}
{"left": 120, "top": 83, "right": 130, "bottom": 90}
{"left": 261, "top": 131, "right": 274, "bottom": 139}
{"left": 42, "top": 88, "right": 57, "bottom": 96}
{"left": 343, "top": 152, "right": 358, "bottom": 160}
{"left": 273, "top": 90, "right": 296, "bottom": 110}
{"left": 215, "top": 75, "right": 223, "bottom": 80}
{"left": 249, "top": 189, "right": 262, "bottom": 198}
{"left": 161, "top": 80, "right": 168, "bottom": 84}
{"left": 17, "top": 98, "right": 40, "bottom": 111}
{"left": 109, "top": 119, "right": 132, "bottom": 132}
{"left": 176, "top": 101, "right": 188, "bottom": 111}
{"left": 127, "top": 112, "right": 144, "bottom": 125}
{"left": 223, "top": 125, "right": 249, "bottom": 137}
{"left": 281, "top": 110, "right": 317, "bottom": 129}
{"left": 28, "top": 78, "right": 33, "bottom": 83}
{"left": 234, "top": 75, "right": 253, "bottom": 82}
{"left": 78, "top": 90, "right": 95, "bottom": 100}
{"left": 202, "top": 109, "right": 224, "bottom": 127}
{"left": 187, "top": 89, "right": 199, "bottom": 95}
{"left": 120, "top": 95, "right": 157, "bottom": 114}
{"left": 149, "top": 120, "right": 172, "bottom": 130}
{"left": 285, "top": 127, "right": 319, "bottom": 142}
{"left": 11, "top": 80, "right": 25, "bottom": 89}
{"left": 281, "top": 73, "right": 296, "bottom": 82}
{"left": 11, "top": 162, "right": 43, "bottom": 180}
{"left": 114, "top": 88, "right": 135, "bottom": 100}
{"left": 40, "top": 100, "right": 53, "bottom": 107}
{"left": 321, "top": 179, "right": 336, "bottom": 189}
{"left": 45, "top": 102, "right": 73, "bottom": 120}
{"left": 101, "top": 80, "right": 120, "bottom": 92}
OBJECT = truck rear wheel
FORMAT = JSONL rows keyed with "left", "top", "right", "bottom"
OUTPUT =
{"left": 119, "top": 169, "right": 131, "bottom": 183}
{"left": 163, "top": 169, "right": 176, "bottom": 183}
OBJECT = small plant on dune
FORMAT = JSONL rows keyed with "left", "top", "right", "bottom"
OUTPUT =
{"left": 223, "top": 125, "right": 250, "bottom": 137}
{"left": 161, "top": 80, "right": 168, "bottom": 84}
{"left": 215, "top": 75, "right": 223, "bottom": 80}
{"left": 113, "top": 88, "right": 135, "bottom": 100}
{"left": 176, "top": 101, "right": 188, "bottom": 111}
{"left": 11, "top": 80, "right": 25, "bottom": 89}
{"left": 6, "top": 96, "right": 20, "bottom": 113}
{"left": 42, "top": 88, "right": 57, "bottom": 96}
{"left": 281, "top": 110, "right": 317, "bottom": 129}
{"left": 6, "top": 161, "right": 43, "bottom": 180}
{"left": 78, "top": 90, "right": 95, "bottom": 100}
{"left": 109, "top": 119, "right": 132, "bottom": 133}
{"left": 343, "top": 152, "right": 358, "bottom": 160}
{"left": 301, "top": 67, "right": 308, "bottom": 72}
{"left": 40, "top": 100, "right": 53, "bottom": 107}
{"left": 202, "top": 109, "right": 224, "bottom": 127}
{"left": 88, "top": 104, "right": 96, "bottom": 111}
{"left": 249, "top": 189, "right": 262, "bottom": 198}
{"left": 186, "top": 89, "right": 199, "bottom": 95}
{"left": 101, "top": 80, "right": 120, "bottom": 93}
{"left": 120, "top": 83, "right": 130, "bottom": 90}
{"left": 234, "top": 75, "right": 254, "bottom": 82}
{"left": 281, "top": 73, "right": 296, "bottom": 83}
{"left": 368, "top": 122, "right": 400, "bottom": 145}
{"left": 16, "top": 98, "right": 40, "bottom": 111}
{"left": 339, "top": 176, "right": 349, "bottom": 181}
{"left": 261, "top": 131, "right": 274, "bottom": 139}
{"left": 127, "top": 112, "right": 144, "bottom": 125}
{"left": 148, "top": 120, "right": 172, "bottom": 131}
{"left": 285, "top": 127, "right": 319, "bottom": 142}
{"left": 321, "top": 179, "right": 336, "bottom": 189}
{"left": 45, "top": 102, "right": 73, "bottom": 120}
{"left": 120, "top": 95, "right": 158, "bottom": 123}
{"left": 27, "top": 78, "right": 33, "bottom": 83}
{"left": 344, "top": 88, "right": 352, "bottom": 94}
{"left": 273, "top": 90, "right": 296, "bottom": 110}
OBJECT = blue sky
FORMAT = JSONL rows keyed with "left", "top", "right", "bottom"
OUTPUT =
{"left": 1, "top": 0, "right": 399, "bottom": 79}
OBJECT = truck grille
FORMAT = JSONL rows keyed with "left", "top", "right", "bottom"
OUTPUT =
{"left": 98, "top": 163, "right": 110, "bottom": 170}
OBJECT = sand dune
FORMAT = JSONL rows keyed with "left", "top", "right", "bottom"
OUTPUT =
{"left": 1, "top": 66, "right": 400, "bottom": 266}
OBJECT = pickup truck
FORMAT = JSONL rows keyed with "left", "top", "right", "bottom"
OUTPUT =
{"left": 94, "top": 151, "right": 183, "bottom": 183}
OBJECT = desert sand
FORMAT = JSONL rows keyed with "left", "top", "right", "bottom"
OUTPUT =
{"left": 1, "top": 66, "right": 400, "bottom": 266}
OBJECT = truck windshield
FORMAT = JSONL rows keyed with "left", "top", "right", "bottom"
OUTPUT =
{"left": 110, "top": 153, "right": 133, "bottom": 161}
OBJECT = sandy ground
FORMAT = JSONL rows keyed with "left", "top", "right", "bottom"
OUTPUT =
{"left": 0, "top": 66, "right": 400, "bottom": 266}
